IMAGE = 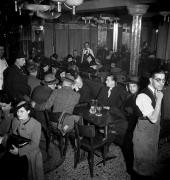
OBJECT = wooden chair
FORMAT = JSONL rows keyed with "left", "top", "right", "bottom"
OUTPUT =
{"left": 44, "top": 111, "right": 69, "bottom": 158}
{"left": 74, "top": 122, "right": 108, "bottom": 177}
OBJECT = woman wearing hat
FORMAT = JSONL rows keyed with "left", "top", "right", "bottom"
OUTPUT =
{"left": 0, "top": 101, "right": 44, "bottom": 180}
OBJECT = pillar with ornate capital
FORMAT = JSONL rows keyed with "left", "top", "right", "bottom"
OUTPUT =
{"left": 127, "top": 4, "right": 149, "bottom": 76}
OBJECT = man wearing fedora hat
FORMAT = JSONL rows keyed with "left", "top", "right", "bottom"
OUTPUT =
{"left": 3, "top": 51, "right": 31, "bottom": 103}
{"left": 31, "top": 73, "right": 59, "bottom": 106}
{"left": 32, "top": 73, "right": 80, "bottom": 114}
{"left": 31, "top": 73, "right": 59, "bottom": 134}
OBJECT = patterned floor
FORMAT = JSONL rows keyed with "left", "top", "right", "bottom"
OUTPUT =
{"left": 45, "top": 143, "right": 131, "bottom": 180}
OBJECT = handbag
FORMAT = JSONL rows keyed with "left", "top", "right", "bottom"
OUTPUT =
{"left": 7, "top": 134, "right": 31, "bottom": 149}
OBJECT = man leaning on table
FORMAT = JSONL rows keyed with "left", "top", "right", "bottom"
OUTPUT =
{"left": 97, "top": 73, "right": 128, "bottom": 146}
{"left": 97, "top": 73, "right": 127, "bottom": 111}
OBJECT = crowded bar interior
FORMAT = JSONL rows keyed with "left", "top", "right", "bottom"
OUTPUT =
{"left": 0, "top": 0, "right": 170, "bottom": 179}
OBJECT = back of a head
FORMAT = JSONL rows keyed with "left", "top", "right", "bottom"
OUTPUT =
{"left": 62, "top": 73, "right": 75, "bottom": 87}
{"left": 27, "top": 63, "right": 38, "bottom": 75}
{"left": 51, "top": 53, "right": 58, "bottom": 60}
{"left": 74, "top": 75, "right": 83, "bottom": 89}
{"left": 0, "top": 92, "right": 11, "bottom": 104}
{"left": 13, "top": 51, "right": 26, "bottom": 61}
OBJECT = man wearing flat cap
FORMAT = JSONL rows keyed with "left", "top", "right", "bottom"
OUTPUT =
{"left": 3, "top": 51, "right": 31, "bottom": 103}
{"left": 31, "top": 73, "right": 59, "bottom": 104}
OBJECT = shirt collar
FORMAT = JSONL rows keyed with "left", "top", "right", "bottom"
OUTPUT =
{"left": 148, "top": 85, "right": 155, "bottom": 94}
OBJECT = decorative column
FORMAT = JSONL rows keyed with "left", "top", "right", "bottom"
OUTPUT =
{"left": 127, "top": 4, "right": 149, "bottom": 76}
{"left": 112, "top": 18, "right": 119, "bottom": 52}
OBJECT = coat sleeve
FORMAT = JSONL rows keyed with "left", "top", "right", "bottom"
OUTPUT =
{"left": 18, "top": 120, "right": 41, "bottom": 156}
{"left": 34, "top": 90, "right": 56, "bottom": 111}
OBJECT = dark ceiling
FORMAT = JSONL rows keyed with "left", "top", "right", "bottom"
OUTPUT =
{"left": 0, "top": 0, "right": 169, "bottom": 36}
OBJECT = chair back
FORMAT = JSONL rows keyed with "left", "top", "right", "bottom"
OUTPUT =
{"left": 75, "top": 123, "right": 95, "bottom": 138}
{"left": 74, "top": 122, "right": 108, "bottom": 177}
{"left": 74, "top": 123, "right": 96, "bottom": 148}
{"left": 47, "top": 111, "right": 62, "bottom": 122}
{"left": 44, "top": 111, "right": 62, "bottom": 138}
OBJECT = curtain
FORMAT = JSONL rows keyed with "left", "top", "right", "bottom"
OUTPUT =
{"left": 44, "top": 23, "right": 98, "bottom": 59}
{"left": 44, "top": 23, "right": 54, "bottom": 58}
{"left": 69, "top": 24, "right": 89, "bottom": 56}
{"left": 97, "top": 25, "right": 107, "bottom": 47}
{"left": 156, "top": 22, "right": 169, "bottom": 60}
{"left": 165, "top": 23, "right": 170, "bottom": 61}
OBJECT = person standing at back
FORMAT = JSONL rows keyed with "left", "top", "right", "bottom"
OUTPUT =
{"left": 3, "top": 52, "right": 31, "bottom": 103}
{"left": 132, "top": 68, "right": 165, "bottom": 179}
{"left": 122, "top": 76, "right": 140, "bottom": 175}
{"left": 81, "top": 42, "right": 95, "bottom": 63}
{"left": 0, "top": 44, "right": 8, "bottom": 91}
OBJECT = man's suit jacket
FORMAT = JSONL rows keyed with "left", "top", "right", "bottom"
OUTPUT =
{"left": 3, "top": 64, "right": 31, "bottom": 102}
{"left": 31, "top": 84, "right": 53, "bottom": 130}
{"left": 78, "top": 78, "right": 104, "bottom": 103}
{"left": 97, "top": 85, "right": 127, "bottom": 110}
{"left": 35, "top": 86, "right": 80, "bottom": 114}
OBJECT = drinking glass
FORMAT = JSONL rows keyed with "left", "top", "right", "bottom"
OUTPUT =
{"left": 89, "top": 99, "right": 96, "bottom": 114}
{"left": 96, "top": 106, "right": 102, "bottom": 116}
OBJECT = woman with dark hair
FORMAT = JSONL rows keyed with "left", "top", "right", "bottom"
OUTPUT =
{"left": 0, "top": 101, "right": 44, "bottom": 180}
{"left": 63, "top": 54, "right": 76, "bottom": 69}
{"left": 81, "top": 54, "right": 97, "bottom": 74}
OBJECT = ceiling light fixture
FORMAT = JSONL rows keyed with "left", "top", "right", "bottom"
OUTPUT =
{"left": 14, "top": 0, "right": 84, "bottom": 19}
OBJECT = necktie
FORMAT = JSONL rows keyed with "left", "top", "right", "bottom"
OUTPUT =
{"left": 108, "top": 88, "right": 112, "bottom": 98}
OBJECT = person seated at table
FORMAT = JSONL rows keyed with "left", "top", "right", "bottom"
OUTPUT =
{"left": 73, "top": 49, "right": 81, "bottom": 68}
{"left": 80, "top": 54, "right": 97, "bottom": 74}
{"left": 63, "top": 54, "right": 76, "bottom": 69}
{"left": 32, "top": 73, "right": 81, "bottom": 152}
{"left": 97, "top": 74, "right": 128, "bottom": 146}
{"left": 73, "top": 74, "right": 104, "bottom": 104}
{"left": 49, "top": 53, "right": 61, "bottom": 67}
{"left": 31, "top": 73, "right": 59, "bottom": 132}
{"left": 38, "top": 61, "right": 51, "bottom": 80}
{"left": 0, "top": 101, "right": 44, "bottom": 180}
{"left": 32, "top": 73, "right": 80, "bottom": 115}
{"left": 97, "top": 73, "right": 128, "bottom": 111}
